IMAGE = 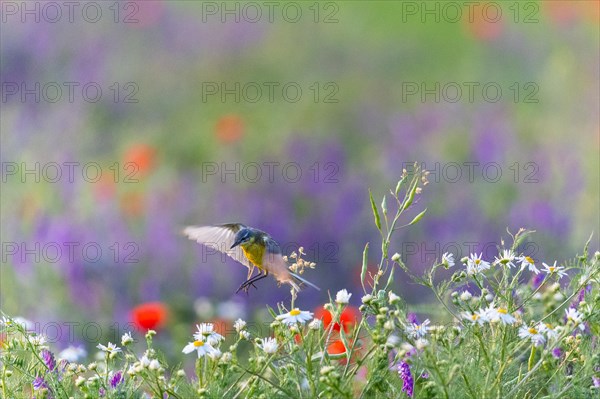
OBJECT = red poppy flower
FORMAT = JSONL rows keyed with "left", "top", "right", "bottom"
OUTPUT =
{"left": 314, "top": 306, "right": 360, "bottom": 333}
{"left": 327, "top": 339, "right": 348, "bottom": 355}
{"left": 131, "top": 302, "right": 167, "bottom": 331}
{"left": 215, "top": 114, "right": 244, "bottom": 144}
{"left": 123, "top": 143, "right": 157, "bottom": 178}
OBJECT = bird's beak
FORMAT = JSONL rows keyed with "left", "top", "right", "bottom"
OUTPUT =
{"left": 230, "top": 239, "right": 241, "bottom": 249}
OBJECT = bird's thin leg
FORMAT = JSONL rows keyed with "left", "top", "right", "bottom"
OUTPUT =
{"left": 247, "top": 271, "right": 268, "bottom": 291}
{"left": 236, "top": 271, "right": 269, "bottom": 294}
{"left": 236, "top": 271, "right": 263, "bottom": 294}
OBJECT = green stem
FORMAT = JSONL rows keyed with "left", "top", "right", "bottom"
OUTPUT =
{"left": 461, "top": 371, "right": 477, "bottom": 399}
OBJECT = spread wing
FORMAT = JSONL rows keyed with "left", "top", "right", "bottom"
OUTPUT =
{"left": 183, "top": 224, "right": 251, "bottom": 269}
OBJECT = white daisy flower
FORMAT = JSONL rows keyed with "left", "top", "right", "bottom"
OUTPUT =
{"left": 96, "top": 342, "right": 122, "bottom": 358}
{"left": 121, "top": 331, "right": 134, "bottom": 346}
{"left": 518, "top": 255, "right": 539, "bottom": 274}
{"left": 194, "top": 323, "right": 224, "bottom": 346}
{"left": 442, "top": 252, "right": 455, "bottom": 268}
{"left": 466, "top": 253, "right": 490, "bottom": 274}
{"left": 542, "top": 261, "right": 567, "bottom": 279}
{"left": 565, "top": 308, "right": 585, "bottom": 330}
{"left": 405, "top": 319, "right": 430, "bottom": 338}
{"left": 182, "top": 339, "right": 217, "bottom": 358}
{"left": 494, "top": 306, "right": 516, "bottom": 325}
{"left": 537, "top": 323, "right": 558, "bottom": 340}
{"left": 518, "top": 325, "right": 546, "bottom": 346}
{"left": 494, "top": 249, "right": 516, "bottom": 269}
{"left": 258, "top": 337, "right": 279, "bottom": 354}
{"left": 233, "top": 319, "right": 246, "bottom": 332}
{"left": 462, "top": 311, "right": 486, "bottom": 325}
{"left": 335, "top": 289, "right": 352, "bottom": 304}
{"left": 276, "top": 309, "right": 313, "bottom": 325}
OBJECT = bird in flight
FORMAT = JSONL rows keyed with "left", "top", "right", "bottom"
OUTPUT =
{"left": 184, "top": 223, "right": 320, "bottom": 293}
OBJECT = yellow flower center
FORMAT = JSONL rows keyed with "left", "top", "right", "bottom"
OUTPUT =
{"left": 471, "top": 314, "right": 479, "bottom": 321}
{"left": 549, "top": 267, "right": 555, "bottom": 272}
{"left": 525, "top": 256, "right": 534, "bottom": 264}
{"left": 528, "top": 328, "right": 538, "bottom": 335}
{"left": 193, "top": 340, "right": 204, "bottom": 347}
{"left": 474, "top": 259, "right": 481, "bottom": 265}
{"left": 290, "top": 309, "right": 301, "bottom": 316}
{"left": 497, "top": 308, "right": 507, "bottom": 314}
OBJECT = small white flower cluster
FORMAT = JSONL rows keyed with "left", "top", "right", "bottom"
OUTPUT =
{"left": 284, "top": 247, "right": 317, "bottom": 274}
{"left": 335, "top": 289, "right": 352, "bottom": 304}
{"left": 234, "top": 318, "right": 251, "bottom": 340}
{"left": 127, "top": 351, "right": 163, "bottom": 376}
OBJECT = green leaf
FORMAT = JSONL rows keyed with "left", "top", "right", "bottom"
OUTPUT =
{"left": 369, "top": 190, "right": 382, "bottom": 231}
{"left": 361, "top": 243, "right": 369, "bottom": 293}
{"left": 408, "top": 208, "right": 427, "bottom": 226}
{"left": 385, "top": 262, "right": 395, "bottom": 290}
{"left": 394, "top": 177, "right": 405, "bottom": 196}
{"left": 402, "top": 181, "right": 417, "bottom": 211}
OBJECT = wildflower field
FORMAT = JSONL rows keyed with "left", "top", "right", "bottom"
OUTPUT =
{"left": 1, "top": 1, "right": 599, "bottom": 398}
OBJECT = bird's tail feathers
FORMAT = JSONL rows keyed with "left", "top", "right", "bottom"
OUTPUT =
{"left": 289, "top": 272, "right": 320, "bottom": 291}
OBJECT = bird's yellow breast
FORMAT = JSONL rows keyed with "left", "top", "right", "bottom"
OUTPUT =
{"left": 241, "top": 241, "right": 265, "bottom": 270}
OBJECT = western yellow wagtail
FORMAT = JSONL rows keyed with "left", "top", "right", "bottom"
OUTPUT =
{"left": 184, "top": 223, "right": 320, "bottom": 293}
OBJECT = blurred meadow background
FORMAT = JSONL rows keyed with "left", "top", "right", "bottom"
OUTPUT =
{"left": 1, "top": 1, "right": 599, "bottom": 360}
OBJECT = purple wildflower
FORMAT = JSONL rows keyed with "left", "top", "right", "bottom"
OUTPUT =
{"left": 41, "top": 349, "right": 56, "bottom": 371}
{"left": 110, "top": 371, "right": 123, "bottom": 388}
{"left": 420, "top": 372, "right": 429, "bottom": 379}
{"left": 573, "top": 285, "right": 592, "bottom": 307}
{"left": 398, "top": 361, "right": 414, "bottom": 397}
{"left": 592, "top": 376, "right": 600, "bottom": 388}
{"left": 551, "top": 347, "right": 563, "bottom": 359}
{"left": 532, "top": 273, "right": 545, "bottom": 289}
{"left": 32, "top": 376, "right": 48, "bottom": 390}
{"left": 407, "top": 313, "right": 419, "bottom": 325}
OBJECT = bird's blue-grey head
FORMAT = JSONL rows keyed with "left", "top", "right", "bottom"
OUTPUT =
{"left": 231, "top": 228, "right": 253, "bottom": 249}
